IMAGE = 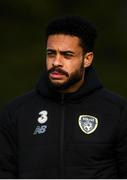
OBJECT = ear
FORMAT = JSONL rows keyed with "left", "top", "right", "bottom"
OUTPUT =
{"left": 83, "top": 52, "right": 94, "bottom": 68}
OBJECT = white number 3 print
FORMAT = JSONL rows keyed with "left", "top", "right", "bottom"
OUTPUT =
{"left": 37, "top": 110, "right": 48, "bottom": 124}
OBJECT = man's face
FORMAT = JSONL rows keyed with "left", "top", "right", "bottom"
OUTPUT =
{"left": 46, "top": 34, "right": 86, "bottom": 92}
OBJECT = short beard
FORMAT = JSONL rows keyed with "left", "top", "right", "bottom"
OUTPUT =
{"left": 47, "top": 64, "right": 85, "bottom": 91}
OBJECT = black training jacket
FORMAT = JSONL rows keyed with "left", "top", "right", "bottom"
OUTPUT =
{"left": 0, "top": 67, "right": 127, "bottom": 178}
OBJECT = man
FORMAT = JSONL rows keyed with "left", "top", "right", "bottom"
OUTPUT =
{"left": 0, "top": 16, "right": 127, "bottom": 179}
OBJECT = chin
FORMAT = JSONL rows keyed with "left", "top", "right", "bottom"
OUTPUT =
{"left": 51, "top": 81, "right": 66, "bottom": 87}
{"left": 49, "top": 80, "right": 69, "bottom": 90}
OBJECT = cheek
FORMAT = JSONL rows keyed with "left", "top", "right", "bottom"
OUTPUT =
{"left": 67, "top": 62, "right": 83, "bottom": 74}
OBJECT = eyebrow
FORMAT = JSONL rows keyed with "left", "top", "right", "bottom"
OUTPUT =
{"left": 46, "top": 49, "right": 75, "bottom": 55}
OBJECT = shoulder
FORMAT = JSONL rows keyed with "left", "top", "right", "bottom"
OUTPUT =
{"left": 0, "top": 89, "right": 38, "bottom": 116}
{"left": 0, "top": 89, "right": 40, "bottom": 128}
{"left": 98, "top": 88, "right": 127, "bottom": 109}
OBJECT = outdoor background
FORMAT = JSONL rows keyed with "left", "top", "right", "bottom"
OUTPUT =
{"left": 0, "top": 0, "right": 127, "bottom": 109}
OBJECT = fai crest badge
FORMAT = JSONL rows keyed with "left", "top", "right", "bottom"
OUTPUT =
{"left": 78, "top": 115, "right": 98, "bottom": 134}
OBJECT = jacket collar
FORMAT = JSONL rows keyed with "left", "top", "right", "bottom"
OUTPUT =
{"left": 36, "top": 67, "right": 103, "bottom": 102}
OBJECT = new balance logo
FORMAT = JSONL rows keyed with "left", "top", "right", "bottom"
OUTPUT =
{"left": 33, "top": 110, "right": 48, "bottom": 135}
{"left": 33, "top": 125, "right": 47, "bottom": 135}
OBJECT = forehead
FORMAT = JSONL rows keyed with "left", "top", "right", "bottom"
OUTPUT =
{"left": 47, "top": 34, "right": 82, "bottom": 51}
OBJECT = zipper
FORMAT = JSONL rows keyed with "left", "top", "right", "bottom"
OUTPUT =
{"left": 59, "top": 93, "right": 65, "bottom": 178}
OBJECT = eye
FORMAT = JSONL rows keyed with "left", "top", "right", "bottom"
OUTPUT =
{"left": 63, "top": 52, "right": 74, "bottom": 59}
{"left": 46, "top": 51, "right": 56, "bottom": 58}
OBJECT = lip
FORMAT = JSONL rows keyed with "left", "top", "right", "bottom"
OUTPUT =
{"left": 50, "top": 72, "right": 64, "bottom": 79}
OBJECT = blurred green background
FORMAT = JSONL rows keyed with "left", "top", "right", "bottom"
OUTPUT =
{"left": 0, "top": 0, "right": 127, "bottom": 109}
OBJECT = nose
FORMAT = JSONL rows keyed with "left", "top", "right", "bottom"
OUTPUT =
{"left": 52, "top": 54, "right": 63, "bottom": 67}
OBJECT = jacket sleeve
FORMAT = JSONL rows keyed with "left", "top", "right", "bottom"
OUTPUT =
{"left": 116, "top": 105, "right": 127, "bottom": 178}
{"left": 0, "top": 107, "right": 18, "bottom": 178}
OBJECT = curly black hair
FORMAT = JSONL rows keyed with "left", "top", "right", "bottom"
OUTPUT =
{"left": 45, "top": 16, "right": 97, "bottom": 53}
